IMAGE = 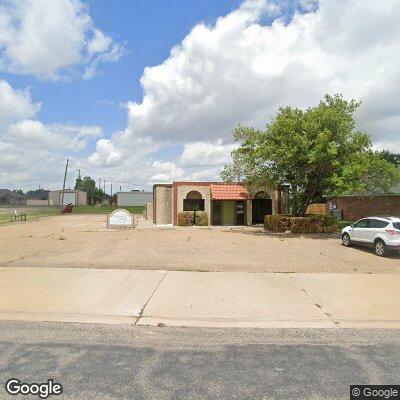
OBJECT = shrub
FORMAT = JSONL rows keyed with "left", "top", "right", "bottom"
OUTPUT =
{"left": 264, "top": 214, "right": 292, "bottom": 232}
{"left": 194, "top": 211, "right": 209, "bottom": 226}
{"left": 177, "top": 211, "right": 195, "bottom": 226}
{"left": 290, "top": 214, "right": 338, "bottom": 233}
{"left": 265, "top": 214, "right": 338, "bottom": 233}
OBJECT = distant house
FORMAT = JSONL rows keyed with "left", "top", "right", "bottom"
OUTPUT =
{"left": 153, "top": 181, "right": 288, "bottom": 226}
{"left": 117, "top": 191, "right": 153, "bottom": 207}
{"left": 26, "top": 190, "right": 51, "bottom": 206}
{"left": 0, "top": 189, "right": 26, "bottom": 206}
{"left": 49, "top": 189, "right": 88, "bottom": 206}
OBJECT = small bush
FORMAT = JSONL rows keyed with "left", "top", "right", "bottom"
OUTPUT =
{"left": 177, "top": 211, "right": 195, "bottom": 226}
{"left": 290, "top": 214, "right": 338, "bottom": 233}
{"left": 194, "top": 211, "right": 209, "bottom": 226}
{"left": 265, "top": 214, "right": 338, "bottom": 233}
{"left": 264, "top": 214, "right": 292, "bottom": 232}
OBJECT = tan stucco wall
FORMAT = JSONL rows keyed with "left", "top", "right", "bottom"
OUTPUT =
{"left": 154, "top": 186, "right": 172, "bottom": 225}
{"left": 49, "top": 190, "right": 87, "bottom": 206}
{"left": 77, "top": 190, "right": 87, "bottom": 205}
{"left": 145, "top": 203, "right": 153, "bottom": 220}
{"left": 26, "top": 199, "right": 49, "bottom": 206}
{"left": 246, "top": 200, "right": 252, "bottom": 225}
{"left": 176, "top": 184, "right": 211, "bottom": 225}
{"left": 49, "top": 191, "right": 60, "bottom": 205}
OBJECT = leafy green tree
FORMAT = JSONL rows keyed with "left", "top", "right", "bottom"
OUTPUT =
{"left": 222, "top": 94, "right": 400, "bottom": 215}
{"left": 377, "top": 150, "right": 400, "bottom": 167}
{"left": 335, "top": 151, "right": 400, "bottom": 196}
{"left": 75, "top": 176, "right": 105, "bottom": 205}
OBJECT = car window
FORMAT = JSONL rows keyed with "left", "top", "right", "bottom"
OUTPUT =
{"left": 370, "top": 219, "right": 389, "bottom": 228}
{"left": 393, "top": 222, "right": 400, "bottom": 230}
{"left": 354, "top": 219, "right": 371, "bottom": 228}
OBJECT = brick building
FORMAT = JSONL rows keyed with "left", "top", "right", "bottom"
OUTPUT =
{"left": 153, "top": 181, "right": 288, "bottom": 226}
{"left": 328, "top": 195, "right": 400, "bottom": 221}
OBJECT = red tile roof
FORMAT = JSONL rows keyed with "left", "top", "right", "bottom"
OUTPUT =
{"left": 210, "top": 184, "right": 250, "bottom": 200}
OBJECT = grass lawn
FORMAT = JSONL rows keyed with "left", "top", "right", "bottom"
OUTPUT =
{"left": 0, "top": 208, "right": 59, "bottom": 224}
{"left": 72, "top": 205, "right": 145, "bottom": 214}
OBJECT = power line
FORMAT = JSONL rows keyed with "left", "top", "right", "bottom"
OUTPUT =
{"left": 68, "top": 160, "right": 153, "bottom": 188}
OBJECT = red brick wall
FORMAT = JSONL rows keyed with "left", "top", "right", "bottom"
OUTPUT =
{"left": 328, "top": 196, "right": 400, "bottom": 221}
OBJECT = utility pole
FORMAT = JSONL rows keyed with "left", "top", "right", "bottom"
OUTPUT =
{"left": 111, "top": 183, "right": 113, "bottom": 197}
{"left": 103, "top": 179, "right": 105, "bottom": 193}
{"left": 99, "top": 178, "right": 101, "bottom": 189}
{"left": 60, "top": 158, "right": 69, "bottom": 210}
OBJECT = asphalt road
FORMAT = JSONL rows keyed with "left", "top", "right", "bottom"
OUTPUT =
{"left": 0, "top": 322, "right": 399, "bottom": 400}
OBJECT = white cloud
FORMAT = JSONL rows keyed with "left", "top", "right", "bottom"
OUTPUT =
{"left": 0, "top": 79, "right": 102, "bottom": 189}
{"left": 8, "top": 119, "right": 102, "bottom": 151}
{"left": 179, "top": 140, "right": 236, "bottom": 167}
{"left": 3, "top": 0, "right": 400, "bottom": 190}
{"left": 99, "top": 0, "right": 400, "bottom": 148}
{"left": 88, "top": 138, "right": 122, "bottom": 166}
{"left": 0, "top": 79, "right": 39, "bottom": 122}
{"left": 86, "top": 0, "right": 400, "bottom": 185}
{"left": 0, "top": 0, "right": 124, "bottom": 80}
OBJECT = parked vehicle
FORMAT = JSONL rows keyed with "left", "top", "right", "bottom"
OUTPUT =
{"left": 341, "top": 216, "right": 400, "bottom": 257}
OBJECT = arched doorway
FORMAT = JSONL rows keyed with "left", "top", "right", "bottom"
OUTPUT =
{"left": 252, "top": 191, "right": 272, "bottom": 224}
{"left": 183, "top": 190, "right": 205, "bottom": 211}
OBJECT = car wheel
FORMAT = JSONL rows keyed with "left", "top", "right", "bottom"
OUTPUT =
{"left": 342, "top": 233, "right": 351, "bottom": 247}
{"left": 375, "top": 240, "right": 387, "bottom": 257}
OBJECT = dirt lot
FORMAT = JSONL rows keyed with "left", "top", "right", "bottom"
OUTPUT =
{"left": 0, "top": 214, "right": 399, "bottom": 273}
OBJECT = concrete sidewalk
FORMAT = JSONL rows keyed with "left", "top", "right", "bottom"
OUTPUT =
{"left": 0, "top": 267, "right": 399, "bottom": 328}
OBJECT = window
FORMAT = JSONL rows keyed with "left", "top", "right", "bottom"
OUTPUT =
{"left": 370, "top": 219, "right": 389, "bottom": 228}
{"left": 183, "top": 190, "right": 204, "bottom": 211}
{"left": 183, "top": 199, "right": 204, "bottom": 211}
{"left": 393, "top": 222, "right": 400, "bottom": 230}
{"left": 354, "top": 219, "right": 371, "bottom": 228}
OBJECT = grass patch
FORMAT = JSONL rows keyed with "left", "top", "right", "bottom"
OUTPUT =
{"left": 338, "top": 220, "right": 353, "bottom": 230}
{"left": 0, "top": 208, "right": 59, "bottom": 224}
{"left": 72, "top": 205, "right": 145, "bottom": 214}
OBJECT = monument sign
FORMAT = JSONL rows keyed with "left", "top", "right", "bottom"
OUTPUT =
{"left": 107, "top": 209, "right": 134, "bottom": 229}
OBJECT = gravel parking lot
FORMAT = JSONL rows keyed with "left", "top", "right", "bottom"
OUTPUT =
{"left": 0, "top": 214, "right": 399, "bottom": 273}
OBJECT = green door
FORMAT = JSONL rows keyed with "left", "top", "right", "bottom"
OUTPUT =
{"left": 222, "top": 201, "right": 234, "bottom": 225}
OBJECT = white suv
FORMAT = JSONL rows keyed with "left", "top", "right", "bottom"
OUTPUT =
{"left": 341, "top": 216, "right": 400, "bottom": 256}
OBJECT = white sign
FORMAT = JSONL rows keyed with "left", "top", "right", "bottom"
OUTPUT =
{"left": 107, "top": 209, "right": 134, "bottom": 229}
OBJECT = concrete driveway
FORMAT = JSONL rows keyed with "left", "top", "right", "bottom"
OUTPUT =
{"left": 0, "top": 214, "right": 399, "bottom": 273}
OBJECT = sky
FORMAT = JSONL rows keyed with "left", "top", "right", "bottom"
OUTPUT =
{"left": 1, "top": 0, "right": 400, "bottom": 193}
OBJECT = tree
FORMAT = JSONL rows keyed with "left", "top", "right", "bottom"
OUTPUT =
{"left": 75, "top": 176, "right": 105, "bottom": 205}
{"left": 334, "top": 151, "right": 400, "bottom": 196}
{"left": 377, "top": 150, "right": 400, "bottom": 167}
{"left": 222, "top": 94, "right": 400, "bottom": 216}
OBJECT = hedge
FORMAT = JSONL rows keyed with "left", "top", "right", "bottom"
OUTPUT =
{"left": 177, "top": 211, "right": 209, "bottom": 226}
{"left": 265, "top": 214, "right": 338, "bottom": 233}
{"left": 177, "top": 211, "right": 195, "bottom": 226}
{"left": 194, "top": 211, "right": 209, "bottom": 226}
{"left": 264, "top": 214, "right": 292, "bottom": 232}
{"left": 290, "top": 215, "right": 338, "bottom": 233}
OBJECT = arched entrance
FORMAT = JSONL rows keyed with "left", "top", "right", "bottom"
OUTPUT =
{"left": 252, "top": 191, "right": 272, "bottom": 224}
{"left": 183, "top": 190, "right": 205, "bottom": 211}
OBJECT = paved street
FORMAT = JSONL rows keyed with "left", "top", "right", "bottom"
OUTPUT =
{"left": 1, "top": 267, "right": 400, "bottom": 328}
{"left": 0, "top": 321, "right": 399, "bottom": 400}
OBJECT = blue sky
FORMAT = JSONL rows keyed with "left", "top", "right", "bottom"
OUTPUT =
{"left": 2, "top": 0, "right": 242, "bottom": 155}
{"left": 0, "top": 0, "right": 399, "bottom": 191}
